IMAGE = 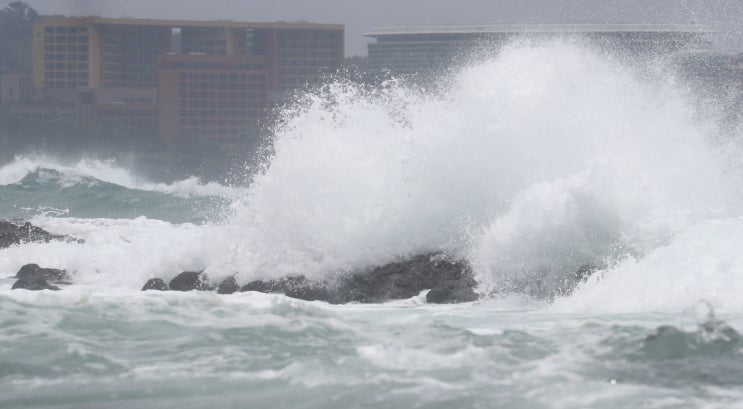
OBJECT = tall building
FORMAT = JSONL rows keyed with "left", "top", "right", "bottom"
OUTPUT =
{"left": 157, "top": 54, "right": 268, "bottom": 140}
{"left": 365, "top": 24, "right": 711, "bottom": 82}
{"left": 32, "top": 16, "right": 344, "bottom": 141}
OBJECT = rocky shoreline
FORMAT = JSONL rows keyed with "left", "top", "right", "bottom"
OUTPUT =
{"left": 2, "top": 220, "right": 479, "bottom": 304}
{"left": 138, "top": 253, "right": 479, "bottom": 304}
{"left": 1, "top": 219, "right": 83, "bottom": 248}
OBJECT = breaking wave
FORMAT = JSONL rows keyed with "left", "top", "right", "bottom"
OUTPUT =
{"left": 4, "top": 40, "right": 743, "bottom": 313}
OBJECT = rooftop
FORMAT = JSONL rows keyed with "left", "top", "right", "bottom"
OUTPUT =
{"left": 40, "top": 16, "right": 343, "bottom": 31}
{"left": 365, "top": 24, "right": 711, "bottom": 37}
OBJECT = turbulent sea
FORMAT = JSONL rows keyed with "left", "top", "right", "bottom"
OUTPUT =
{"left": 3, "top": 42, "right": 743, "bottom": 408}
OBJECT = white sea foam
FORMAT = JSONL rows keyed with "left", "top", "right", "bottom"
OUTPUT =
{"left": 0, "top": 216, "right": 226, "bottom": 288}
{"left": 550, "top": 216, "right": 743, "bottom": 314}
{"left": 0, "top": 155, "right": 243, "bottom": 198}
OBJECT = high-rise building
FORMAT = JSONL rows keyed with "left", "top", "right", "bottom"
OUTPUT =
{"left": 32, "top": 16, "right": 344, "bottom": 141}
{"left": 366, "top": 24, "right": 711, "bottom": 82}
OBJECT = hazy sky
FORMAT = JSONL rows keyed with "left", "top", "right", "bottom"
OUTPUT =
{"left": 10, "top": 0, "right": 743, "bottom": 55}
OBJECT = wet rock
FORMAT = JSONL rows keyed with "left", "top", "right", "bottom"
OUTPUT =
{"left": 240, "top": 279, "right": 277, "bottom": 293}
{"left": 426, "top": 286, "right": 479, "bottom": 304}
{"left": 135, "top": 254, "right": 479, "bottom": 303}
{"left": 0, "top": 220, "right": 82, "bottom": 249}
{"left": 12, "top": 276, "right": 60, "bottom": 291}
{"left": 11, "top": 264, "right": 63, "bottom": 291}
{"left": 142, "top": 278, "right": 169, "bottom": 291}
{"left": 169, "top": 271, "right": 212, "bottom": 291}
{"left": 239, "top": 253, "right": 479, "bottom": 304}
{"left": 240, "top": 275, "right": 332, "bottom": 301}
{"left": 334, "top": 254, "right": 478, "bottom": 304}
{"left": 217, "top": 276, "right": 239, "bottom": 294}
{"left": 279, "top": 276, "right": 333, "bottom": 301}
{"left": 14, "top": 263, "right": 70, "bottom": 283}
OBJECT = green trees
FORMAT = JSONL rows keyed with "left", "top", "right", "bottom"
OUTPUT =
{"left": 0, "top": 1, "right": 40, "bottom": 76}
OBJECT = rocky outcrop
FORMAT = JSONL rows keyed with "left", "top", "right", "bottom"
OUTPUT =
{"left": 168, "top": 271, "right": 212, "bottom": 291}
{"left": 334, "top": 254, "right": 478, "bottom": 304}
{"left": 238, "top": 253, "right": 478, "bottom": 304}
{"left": 15, "top": 263, "right": 69, "bottom": 282}
{"left": 217, "top": 276, "right": 239, "bottom": 294}
{"left": 0, "top": 220, "right": 82, "bottom": 249}
{"left": 241, "top": 275, "right": 334, "bottom": 302}
{"left": 11, "top": 263, "right": 66, "bottom": 291}
{"left": 142, "top": 278, "right": 169, "bottom": 291}
{"left": 12, "top": 275, "right": 61, "bottom": 291}
{"left": 139, "top": 253, "right": 480, "bottom": 303}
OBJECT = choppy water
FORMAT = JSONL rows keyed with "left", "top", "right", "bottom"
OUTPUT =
{"left": 3, "top": 41, "right": 743, "bottom": 408}
{"left": 0, "top": 157, "right": 237, "bottom": 223}
{"left": 2, "top": 290, "right": 742, "bottom": 409}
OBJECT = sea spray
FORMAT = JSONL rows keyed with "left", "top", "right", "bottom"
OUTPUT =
{"left": 215, "top": 40, "right": 741, "bottom": 302}
{"left": 2, "top": 41, "right": 742, "bottom": 315}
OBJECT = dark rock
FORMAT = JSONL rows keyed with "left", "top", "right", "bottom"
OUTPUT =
{"left": 240, "top": 275, "right": 332, "bottom": 301}
{"left": 279, "top": 276, "right": 332, "bottom": 301}
{"left": 136, "top": 254, "right": 480, "bottom": 304}
{"left": 426, "top": 286, "right": 479, "bottom": 304}
{"left": 142, "top": 278, "right": 169, "bottom": 291}
{"left": 240, "top": 279, "right": 277, "bottom": 293}
{"left": 12, "top": 264, "right": 61, "bottom": 291}
{"left": 169, "top": 271, "right": 212, "bottom": 291}
{"left": 0, "top": 220, "right": 83, "bottom": 249}
{"left": 14, "top": 263, "right": 69, "bottom": 283}
{"left": 334, "top": 254, "right": 478, "bottom": 304}
{"left": 239, "top": 253, "right": 479, "bottom": 304}
{"left": 217, "top": 276, "right": 239, "bottom": 294}
{"left": 12, "top": 277, "right": 60, "bottom": 291}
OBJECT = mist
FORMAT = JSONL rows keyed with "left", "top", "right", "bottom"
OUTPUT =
{"left": 17, "top": 0, "right": 743, "bottom": 55}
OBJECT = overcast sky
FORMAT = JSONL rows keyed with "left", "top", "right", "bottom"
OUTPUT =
{"left": 10, "top": 0, "right": 743, "bottom": 55}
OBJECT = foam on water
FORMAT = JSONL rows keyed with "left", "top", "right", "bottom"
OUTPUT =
{"left": 0, "top": 216, "right": 232, "bottom": 289}
{"left": 0, "top": 155, "right": 243, "bottom": 199}
{"left": 2, "top": 286, "right": 743, "bottom": 408}
{"left": 3, "top": 40, "right": 743, "bottom": 315}
{"left": 552, "top": 217, "right": 743, "bottom": 314}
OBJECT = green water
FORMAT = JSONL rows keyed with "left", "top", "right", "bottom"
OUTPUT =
{"left": 1, "top": 289, "right": 742, "bottom": 409}
{"left": 0, "top": 169, "right": 230, "bottom": 224}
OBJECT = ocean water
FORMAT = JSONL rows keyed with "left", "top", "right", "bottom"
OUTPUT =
{"left": 2, "top": 41, "right": 743, "bottom": 408}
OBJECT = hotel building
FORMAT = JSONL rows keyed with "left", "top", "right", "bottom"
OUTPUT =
{"left": 31, "top": 16, "right": 344, "bottom": 141}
